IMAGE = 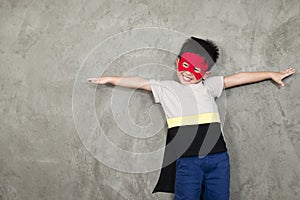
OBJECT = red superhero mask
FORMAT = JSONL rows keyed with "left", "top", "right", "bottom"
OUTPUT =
{"left": 177, "top": 52, "right": 209, "bottom": 80}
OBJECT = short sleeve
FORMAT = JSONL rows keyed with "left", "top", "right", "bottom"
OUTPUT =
{"left": 204, "top": 76, "right": 224, "bottom": 98}
{"left": 149, "top": 79, "right": 163, "bottom": 103}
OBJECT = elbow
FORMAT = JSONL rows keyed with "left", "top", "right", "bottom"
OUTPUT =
{"left": 141, "top": 81, "right": 152, "bottom": 91}
{"left": 224, "top": 72, "right": 243, "bottom": 89}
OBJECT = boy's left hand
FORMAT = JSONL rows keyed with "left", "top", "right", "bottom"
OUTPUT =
{"left": 271, "top": 67, "right": 296, "bottom": 87}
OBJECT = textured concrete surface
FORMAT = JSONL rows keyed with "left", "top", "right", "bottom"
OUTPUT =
{"left": 1, "top": 0, "right": 300, "bottom": 200}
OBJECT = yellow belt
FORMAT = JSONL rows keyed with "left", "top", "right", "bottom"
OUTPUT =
{"left": 166, "top": 112, "right": 221, "bottom": 128}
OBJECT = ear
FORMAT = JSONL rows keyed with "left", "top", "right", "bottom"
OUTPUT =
{"left": 203, "top": 71, "right": 211, "bottom": 80}
{"left": 176, "top": 57, "right": 179, "bottom": 64}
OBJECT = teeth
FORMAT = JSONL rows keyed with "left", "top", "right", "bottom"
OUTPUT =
{"left": 183, "top": 75, "right": 191, "bottom": 81}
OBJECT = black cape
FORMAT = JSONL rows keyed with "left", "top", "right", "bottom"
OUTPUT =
{"left": 152, "top": 123, "right": 227, "bottom": 194}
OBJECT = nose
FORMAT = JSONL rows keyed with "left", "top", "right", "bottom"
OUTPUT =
{"left": 185, "top": 71, "right": 193, "bottom": 76}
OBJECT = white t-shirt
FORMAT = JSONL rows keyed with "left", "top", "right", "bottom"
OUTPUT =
{"left": 149, "top": 76, "right": 224, "bottom": 128}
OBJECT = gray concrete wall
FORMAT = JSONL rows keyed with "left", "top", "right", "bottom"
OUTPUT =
{"left": 1, "top": 0, "right": 300, "bottom": 199}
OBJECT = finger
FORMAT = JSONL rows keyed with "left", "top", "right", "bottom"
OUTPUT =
{"left": 88, "top": 78, "right": 97, "bottom": 82}
{"left": 290, "top": 68, "right": 296, "bottom": 73}
{"left": 286, "top": 68, "right": 296, "bottom": 73}
{"left": 279, "top": 81, "right": 284, "bottom": 87}
{"left": 282, "top": 69, "right": 296, "bottom": 78}
{"left": 88, "top": 80, "right": 98, "bottom": 84}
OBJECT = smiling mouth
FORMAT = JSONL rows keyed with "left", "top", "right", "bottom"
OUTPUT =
{"left": 182, "top": 75, "right": 192, "bottom": 81}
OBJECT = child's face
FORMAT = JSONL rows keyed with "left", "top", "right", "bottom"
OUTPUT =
{"left": 176, "top": 52, "right": 209, "bottom": 85}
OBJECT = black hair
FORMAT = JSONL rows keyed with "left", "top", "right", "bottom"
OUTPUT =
{"left": 178, "top": 36, "right": 219, "bottom": 70}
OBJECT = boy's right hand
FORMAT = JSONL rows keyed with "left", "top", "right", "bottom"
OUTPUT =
{"left": 87, "top": 77, "right": 110, "bottom": 84}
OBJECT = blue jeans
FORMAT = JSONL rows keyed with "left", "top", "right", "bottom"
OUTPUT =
{"left": 174, "top": 151, "right": 230, "bottom": 200}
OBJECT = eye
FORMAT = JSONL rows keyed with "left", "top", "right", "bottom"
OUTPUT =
{"left": 182, "top": 62, "right": 189, "bottom": 68}
{"left": 194, "top": 67, "right": 201, "bottom": 73}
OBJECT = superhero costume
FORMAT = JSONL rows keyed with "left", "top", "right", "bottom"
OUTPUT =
{"left": 149, "top": 76, "right": 227, "bottom": 193}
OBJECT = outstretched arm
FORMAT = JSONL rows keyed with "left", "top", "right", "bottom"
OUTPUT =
{"left": 223, "top": 68, "right": 296, "bottom": 89}
{"left": 87, "top": 76, "right": 152, "bottom": 91}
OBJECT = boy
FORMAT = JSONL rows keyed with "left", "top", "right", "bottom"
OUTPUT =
{"left": 88, "top": 36, "right": 295, "bottom": 200}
